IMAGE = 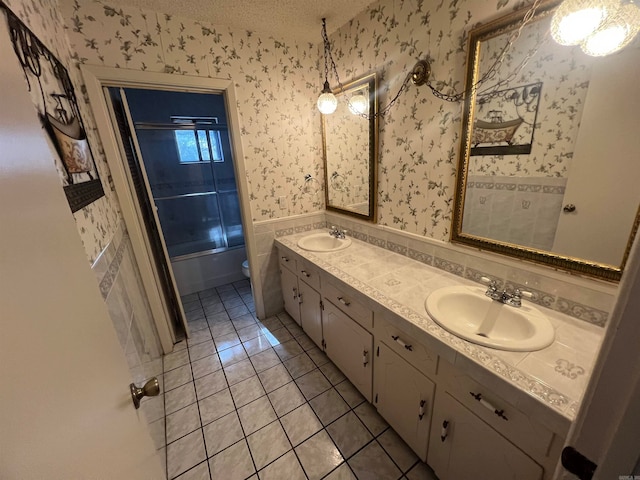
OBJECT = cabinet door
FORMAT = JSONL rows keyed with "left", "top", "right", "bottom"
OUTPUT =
{"left": 374, "top": 342, "right": 434, "bottom": 462}
{"left": 299, "top": 279, "right": 322, "bottom": 348}
{"left": 280, "top": 266, "right": 301, "bottom": 325}
{"left": 322, "top": 300, "right": 373, "bottom": 402}
{"left": 428, "top": 391, "right": 543, "bottom": 480}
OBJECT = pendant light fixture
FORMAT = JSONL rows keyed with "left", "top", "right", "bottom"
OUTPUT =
{"left": 551, "top": 0, "right": 640, "bottom": 56}
{"left": 316, "top": 0, "right": 546, "bottom": 117}
{"left": 317, "top": 18, "right": 337, "bottom": 114}
{"left": 347, "top": 92, "right": 369, "bottom": 115}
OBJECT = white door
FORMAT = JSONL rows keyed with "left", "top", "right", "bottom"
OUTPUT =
{"left": 428, "top": 392, "right": 543, "bottom": 480}
{"left": 280, "top": 266, "right": 301, "bottom": 325}
{"left": 299, "top": 279, "right": 322, "bottom": 348}
{"left": 374, "top": 341, "right": 435, "bottom": 461}
{"left": 552, "top": 49, "right": 640, "bottom": 266}
{"left": 0, "top": 19, "right": 163, "bottom": 479}
{"left": 322, "top": 300, "right": 373, "bottom": 401}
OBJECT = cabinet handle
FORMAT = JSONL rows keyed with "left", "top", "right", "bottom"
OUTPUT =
{"left": 363, "top": 350, "right": 369, "bottom": 367}
{"left": 391, "top": 335, "right": 413, "bottom": 351}
{"left": 281, "top": 256, "right": 289, "bottom": 262}
{"left": 418, "top": 400, "right": 426, "bottom": 420}
{"left": 298, "top": 293, "right": 303, "bottom": 305}
{"left": 337, "top": 296, "right": 351, "bottom": 306}
{"left": 292, "top": 287, "right": 297, "bottom": 301}
{"left": 469, "top": 392, "right": 508, "bottom": 421}
{"left": 300, "top": 270, "right": 311, "bottom": 278}
{"left": 440, "top": 420, "right": 449, "bottom": 442}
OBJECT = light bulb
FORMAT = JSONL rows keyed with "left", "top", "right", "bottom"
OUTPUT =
{"left": 581, "top": 3, "right": 640, "bottom": 56}
{"left": 317, "top": 92, "right": 338, "bottom": 114}
{"left": 348, "top": 93, "right": 369, "bottom": 115}
{"left": 317, "top": 80, "right": 337, "bottom": 114}
{"left": 551, "top": 0, "right": 619, "bottom": 46}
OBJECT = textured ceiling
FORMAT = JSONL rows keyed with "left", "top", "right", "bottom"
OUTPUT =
{"left": 107, "top": 0, "right": 377, "bottom": 43}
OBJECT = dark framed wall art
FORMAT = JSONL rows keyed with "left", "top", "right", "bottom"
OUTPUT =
{"left": 1, "top": 3, "right": 104, "bottom": 212}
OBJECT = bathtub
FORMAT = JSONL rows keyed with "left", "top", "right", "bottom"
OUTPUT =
{"left": 170, "top": 246, "right": 246, "bottom": 296}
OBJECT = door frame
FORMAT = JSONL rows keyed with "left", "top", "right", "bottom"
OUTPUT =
{"left": 81, "top": 66, "right": 262, "bottom": 352}
{"left": 555, "top": 227, "right": 640, "bottom": 479}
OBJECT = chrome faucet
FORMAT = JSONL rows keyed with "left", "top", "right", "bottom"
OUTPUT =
{"left": 329, "top": 225, "right": 347, "bottom": 239}
{"left": 481, "top": 277, "right": 532, "bottom": 308}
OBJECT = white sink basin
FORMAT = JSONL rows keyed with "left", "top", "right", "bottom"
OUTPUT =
{"left": 297, "top": 233, "right": 352, "bottom": 252}
{"left": 425, "top": 285, "right": 554, "bottom": 352}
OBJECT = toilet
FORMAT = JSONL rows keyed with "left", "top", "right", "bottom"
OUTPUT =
{"left": 241, "top": 259, "right": 250, "bottom": 279}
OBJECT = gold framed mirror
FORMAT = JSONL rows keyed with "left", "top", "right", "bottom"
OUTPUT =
{"left": 452, "top": 0, "right": 640, "bottom": 282}
{"left": 322, "top": 72, "right": 378, "bottom": 221}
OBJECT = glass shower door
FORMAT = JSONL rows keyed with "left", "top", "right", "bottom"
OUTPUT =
{"left": 139, "top": 125, "right": 244, "bottom": 258}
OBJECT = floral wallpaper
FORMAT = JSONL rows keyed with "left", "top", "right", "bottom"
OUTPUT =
{"left": 469, "top": 12, "right": 593, "bottom": 177}
{"left": 60, "top": 0, "right": 325, "bottom": 223}
{"left": 4, "top": 0, "right": 120, "bottom": 264}
{"left": 324, "top": 0, "right": 594, "bottom": 241}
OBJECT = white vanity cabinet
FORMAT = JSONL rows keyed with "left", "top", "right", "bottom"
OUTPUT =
{"left": 299, "top": 279, "right": 322, "bottom": 348}
{"left": 428, "top": 391, "right": 543, "bottom": 480}
{"left": 428, "top": 360, "right": 563, "bottom": 480}
{"left": 279, "top": 255, "right": 301, "bottom": 325}
{"left": 374, "top": 341, "right": 435, "bottom": 461}
{"left": 279, "top": 252, "right": 323, "bottom": 336}
{"left": 322, "top": 299, "right": 373, "bottom": 402}
{"left": 275, "top": 240, "right": 566, "bottom": 480}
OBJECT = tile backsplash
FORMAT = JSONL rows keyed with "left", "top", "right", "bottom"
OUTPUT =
{"left": 324, "top": 212, "right": 616, "bottom": 328}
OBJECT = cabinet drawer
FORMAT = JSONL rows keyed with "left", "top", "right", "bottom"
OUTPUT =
{"left": 438, "top": 361, "right": 555, "bottom": 460}
{"left": 279, "top": 251, "right": 296, "bottom": 273}
{"left": 297, "top": 259, "right": 321, "bottom": 290}
{"left": 323, "top": 280, "right": 373, "bottom": 331}
{"left": 375, "top": 314, "right": 437, "bottom": 377}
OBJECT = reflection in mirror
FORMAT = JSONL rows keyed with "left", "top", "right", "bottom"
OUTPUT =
{"left": 452, "top": 0, "right": 640, "bottom": 281}
{"left": 323, "top": 73, "right": 378, "bottom": 221}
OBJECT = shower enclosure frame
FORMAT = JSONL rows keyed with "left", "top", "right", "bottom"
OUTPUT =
{"left": 81, "top": 65, "right": 261, "bottom": 353}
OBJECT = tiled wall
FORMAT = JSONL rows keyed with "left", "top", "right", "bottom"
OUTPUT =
{"left": 254, "top": 212, "right": 327, "bottom": 317}
{"left": 325, "top": 211, "right": 615, "bottom": 328}
{"left": 463, "top": 175, "right": 567, "bottom": 251}
{"left": 91, "top": 222, "right": 166, "bottom": 466}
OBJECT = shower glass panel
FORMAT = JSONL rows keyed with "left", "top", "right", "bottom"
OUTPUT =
{"left": 123, "top": 88, "right": 244, "bottom": 259}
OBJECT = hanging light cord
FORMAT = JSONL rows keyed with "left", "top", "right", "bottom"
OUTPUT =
{"left": 428, "top": 0, "right": 544, "bottom": 103}
{"left": 322, "top": 17, "right": 412, "bottom": 118}
{"left": 321, "top": 0, "right": 543, "bottom": 117}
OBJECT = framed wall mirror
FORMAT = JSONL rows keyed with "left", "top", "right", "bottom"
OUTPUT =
{"left": 452, "top": 0, "right": 640, "bottom": 281}
{"left": 322, "top": 72, "right": 378, "bottom": 221}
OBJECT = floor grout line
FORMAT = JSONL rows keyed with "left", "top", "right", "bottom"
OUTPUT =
{"left": 165, "top": 280, "right": 429, "bottom": 480}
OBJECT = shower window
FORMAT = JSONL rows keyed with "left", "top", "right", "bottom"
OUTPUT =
{"left": 174, "top": 118, "right": 225, "bottom": 164}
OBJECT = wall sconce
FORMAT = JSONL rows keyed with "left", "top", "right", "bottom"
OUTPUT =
{"left": 551, "top": 0, "right": 640, "bottom": 56}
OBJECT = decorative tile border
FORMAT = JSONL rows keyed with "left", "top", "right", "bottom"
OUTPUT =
{"left": 98, "top": 232, "right": 129, "bottom": 300}
{"left": 326, "top": 215, "right": 611, "bottom": 328}
{"left": 556, "top": 297, "right": 608, "bottom": 328}
{"left": 407, "top": 248, "right": 433, "bottom": 266}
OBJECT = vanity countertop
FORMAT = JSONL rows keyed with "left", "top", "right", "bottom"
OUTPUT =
{"left": 275, "top": 230, "right": 605, "bottom": 437}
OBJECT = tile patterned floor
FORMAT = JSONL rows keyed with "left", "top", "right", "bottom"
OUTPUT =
{"left": 159, "top": 279, "right": 438, "bottom": 480}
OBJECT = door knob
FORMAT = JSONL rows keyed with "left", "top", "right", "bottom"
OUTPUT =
{"left": 130, "top": 377, "right": 160, "bottom": 409}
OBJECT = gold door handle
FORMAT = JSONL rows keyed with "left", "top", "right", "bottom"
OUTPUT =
{"left": 130, "top": 377, "right": 160, "bottom": 409}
